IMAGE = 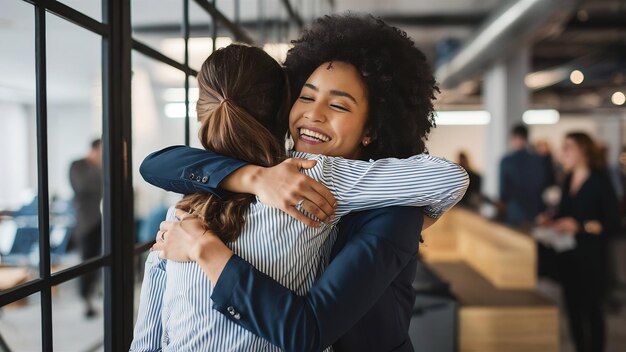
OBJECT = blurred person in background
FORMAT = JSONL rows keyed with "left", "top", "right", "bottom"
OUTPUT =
{"left": 457, "top": 151, "right": 482, "bottom": 210}
{"left": 69, "top": 138, "right": 102, "bottom": 318}
{"left": 535, "top": 139, "right": 558, "bottom": 187}
{"left": 536, "top": 132, "right": 619, "bottom": 352}
{"left": 499, "top": 124, "right": 550, "bottom": 228}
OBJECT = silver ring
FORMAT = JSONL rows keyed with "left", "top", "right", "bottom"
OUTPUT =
{"left": 297, "top": 199, "right": 305, "bottom": 208}
{"left": 159, "top": 230, "right": 166, "bottom": 242}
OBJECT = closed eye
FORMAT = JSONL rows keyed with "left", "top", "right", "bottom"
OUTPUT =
{"left": 331, "top": 104, "right": 350, "bottom": 112}
{"left": 299, "top": 96, "right": 314, "bottom": 102}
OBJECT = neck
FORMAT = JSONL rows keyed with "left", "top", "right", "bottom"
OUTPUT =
{"left": 573, "top": 163, "right": 590, "bottom": 178}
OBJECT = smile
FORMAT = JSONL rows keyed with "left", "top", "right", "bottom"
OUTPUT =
{"left": 299, "top": 128, "right": 331, "bottom": 143}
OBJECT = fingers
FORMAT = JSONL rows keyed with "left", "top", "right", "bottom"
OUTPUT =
{"left": 300, "top": 198, "right": 332, "bottom": 223}
{"left": 290, "top": 175, "right": 335, "bottom": 221}
{"left": 289, "top": 158, "right": 317, "bottom": 170}
{"left": 303, "top": 185, "right": 336, "bottom": 221}
{"left": 307, "top": 179, "right": 336, "bottom": 210}
{"left": 284, "top": 206, "right": 320, "bottom": 228}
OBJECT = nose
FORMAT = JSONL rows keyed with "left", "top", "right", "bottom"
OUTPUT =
{"left": 303, "top": 101, "right": 327, "bottom": 123}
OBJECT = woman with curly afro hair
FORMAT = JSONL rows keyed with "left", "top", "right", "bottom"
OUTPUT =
{"left": 284, "top": 14, "right": 438, "bottom": 161}
{"left": 139, "top": 14, "right": 464, "bottom": 352}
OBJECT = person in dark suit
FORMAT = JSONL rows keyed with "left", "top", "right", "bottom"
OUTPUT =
{"left": 138, "top": 15, "right": 459, "bottom": 352}
{"left": 69, "top": 138, "right": 102, "bottom": 318}
{"left": 499, "top": 124, "right": 549, "bottom": 227}
{"left": 537, "top": 132, "right": 620, "bottom": 352}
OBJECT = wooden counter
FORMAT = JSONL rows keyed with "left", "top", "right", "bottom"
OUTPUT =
{"left": 422, "top": 208, "right": 537, "bottom": 289}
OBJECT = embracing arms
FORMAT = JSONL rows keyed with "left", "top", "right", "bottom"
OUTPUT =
{"left": 153, "top": 207, "right": 423, "bottom": 352}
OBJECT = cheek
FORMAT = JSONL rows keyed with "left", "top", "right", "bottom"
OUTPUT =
{"left": 332, "top": 119, "right": 361, "bottom": 143}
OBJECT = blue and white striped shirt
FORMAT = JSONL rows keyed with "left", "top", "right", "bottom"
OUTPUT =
{"left": 130, "top": 152, "right": 469, "bottom": 352}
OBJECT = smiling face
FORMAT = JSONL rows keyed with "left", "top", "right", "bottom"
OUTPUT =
{"left": 289, "top": 61, "right": 370, "bottom": 159}
{"left": 561, "top": 137, "right": 585, "bottom": 172}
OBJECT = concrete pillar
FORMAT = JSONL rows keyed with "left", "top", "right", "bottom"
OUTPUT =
{"left": 482, "top": 47, "right": 530, "bottom": 205}
{"left": 597, "top": 114, "right": 623, "bottom": 196}
{"left": 597, "top": 115, "right": 622, "bottom": 167}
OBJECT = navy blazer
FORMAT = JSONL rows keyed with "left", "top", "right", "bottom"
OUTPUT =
{"left": 499, "top": 148, "right": 549, "bottom": 225}
{"left": 140, "top": 146, "right": 423, "bottom": 352}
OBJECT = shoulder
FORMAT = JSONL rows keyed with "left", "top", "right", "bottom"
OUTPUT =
{"left": 590, "top": 170, "right": 613, "bottom": 187}
{"left": 501, "top": 153, "right": 514, "bottom": 165}
{"left": 165, "top": 206, "right": 179, "bottom": 222}
{"left": 70, "top": 158, "right": 85, "bottom": 167}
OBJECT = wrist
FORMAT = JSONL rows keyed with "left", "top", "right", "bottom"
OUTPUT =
{"left": 192, "top": 235, "right": 234, "bottom": 283}
{"left": 223, "top": 165, "right": 265, "bottom": 194}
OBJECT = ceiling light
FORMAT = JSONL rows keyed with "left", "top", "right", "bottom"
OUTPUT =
{"left": 612, "top": 92, "right": 626, "bottom": 106}
{"left": 434, "top": 111, "right": 491, "bottom": 125}
{"left": 523, "top": 109, "right": 560, "bottom": 125}
{"left": 570, "top": 70, "right": 584, "bottom": 85}
{"left": 525, "top": 68, "right": 569, "bottom": 89}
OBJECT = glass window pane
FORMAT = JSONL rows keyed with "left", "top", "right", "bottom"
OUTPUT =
{"left": 188, "top": 76, "right": 203, "bottom": 149}
{"left": 132, "top": 51, "right": 185, "bottom": 245}
{"left": 0, "top": 292, "right": 42, "bottom": 351}
{"left": 52, "top": 270, "right": 104, "bottom": 351}
{"left": 188, "top": 0, "right": 234, "bottom": 72}
{"left": 0, "top": 0, "right": 40, "bottom": 278}
{"left": 132, "top": 0, "right": 183, "bottom": 64}
{"left": 57, "top": 0, "right": 102, "bottom": 22}
{"left": 46, "top": 14, "right": 103, "bottom": 271}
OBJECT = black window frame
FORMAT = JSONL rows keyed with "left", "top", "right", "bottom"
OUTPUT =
{"left": 0, "top": 0, "right": 310, "bottom": 350}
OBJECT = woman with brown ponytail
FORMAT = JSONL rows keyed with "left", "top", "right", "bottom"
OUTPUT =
{"left": 537, "top": 132, "right": 620, "bottom": 352}
{"left": 132, "top": 41, "right": 468, "bottom": 351}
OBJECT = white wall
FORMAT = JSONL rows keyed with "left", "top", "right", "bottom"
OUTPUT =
{"left": 426, "top": 124, "right": 487, "bottom": 172}
{"left": 46, "top": 103, "right": 101, "bottom": 201}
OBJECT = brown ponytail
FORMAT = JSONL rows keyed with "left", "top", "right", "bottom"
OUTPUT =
{"left": 176, "top": 44, "right": 288, "bottom": 243}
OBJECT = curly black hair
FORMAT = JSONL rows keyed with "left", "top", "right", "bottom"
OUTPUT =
{"left": 284, "top": 14, "right": 438, "bottom": 160}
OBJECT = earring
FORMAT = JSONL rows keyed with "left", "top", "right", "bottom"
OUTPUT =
{"left": 363, "top": 139, "right": 370, "bottom": 146}
{"left": 285, "top": 132, "right": 295, "bottom": 151}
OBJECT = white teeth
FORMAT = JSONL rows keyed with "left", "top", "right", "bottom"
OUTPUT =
{"left": 300, "top": 128, "right": 330, "bottom": 142}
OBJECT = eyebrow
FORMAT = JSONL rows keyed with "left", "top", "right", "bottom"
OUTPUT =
{"left": 303, "top": 83, "right": 358, "bottom": 105}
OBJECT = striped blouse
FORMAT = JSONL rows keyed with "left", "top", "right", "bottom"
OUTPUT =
{"left": 130, "top": 151, "right": 469, "bottom": 352}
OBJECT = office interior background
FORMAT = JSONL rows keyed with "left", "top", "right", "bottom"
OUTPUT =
{"left": 0, "top": 0, "right": 625, "bottom": 351}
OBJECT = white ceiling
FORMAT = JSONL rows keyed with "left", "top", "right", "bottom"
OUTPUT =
{"left": 0, "top": 0, "right": 502, "bottom": 105}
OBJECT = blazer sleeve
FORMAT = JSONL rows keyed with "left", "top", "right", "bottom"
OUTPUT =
{"left": 139, "top": 145, "right": 249, "bottom": 198}
{"left": 210, "top": 207, "right": 422, "bottom": 352}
